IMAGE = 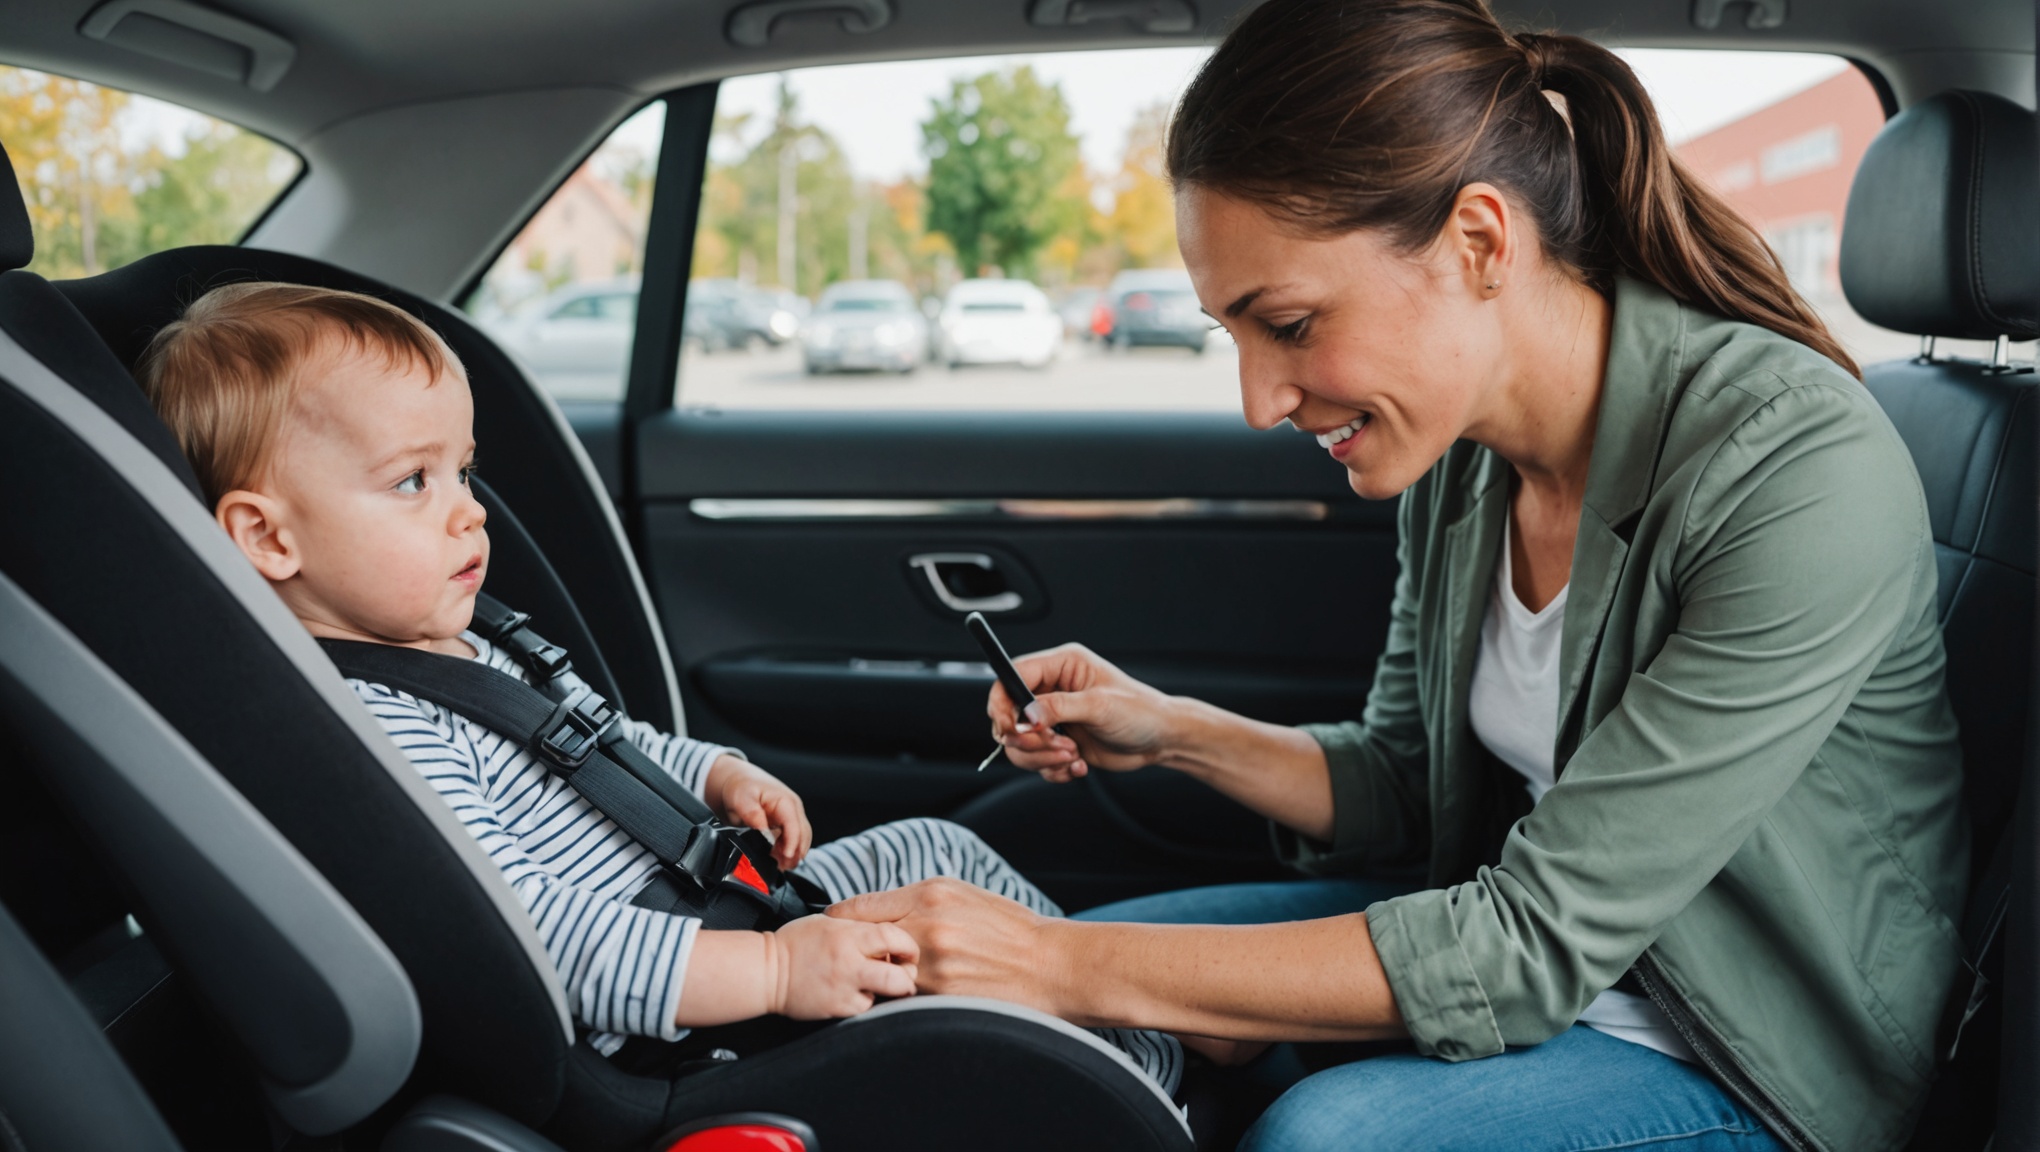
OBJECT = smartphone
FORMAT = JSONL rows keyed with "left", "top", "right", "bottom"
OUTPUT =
{"left": 965, "top": 611, "right": 1064, "bottom": 736}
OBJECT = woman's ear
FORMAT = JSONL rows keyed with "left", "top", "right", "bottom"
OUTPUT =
{"left": 1446, "top": 182, "right": 1516, "bottom": 299}
{"left": 216, "top": 490, "right": 301, "bottom": 583}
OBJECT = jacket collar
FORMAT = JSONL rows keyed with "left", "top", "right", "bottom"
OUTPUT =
{"left": 1554, "top": 278, "right": 1691, "bottom": 759}
{"left": 1580, "top": 277, "right": 1690, "bottom": 532}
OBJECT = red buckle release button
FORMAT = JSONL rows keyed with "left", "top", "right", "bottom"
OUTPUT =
{"left": 731, "top": 854, "right": 770, "bottom": 894}
{"left": 666, "top": 1123, "right": 806, "bottom": 1152}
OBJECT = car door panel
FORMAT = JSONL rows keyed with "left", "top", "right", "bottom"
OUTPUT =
{"left": 631, "top": 408, "right": 1400, "bottom": 905}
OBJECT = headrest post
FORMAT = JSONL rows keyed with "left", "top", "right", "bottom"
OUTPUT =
{"left": 1992, "top": 334, "right": 2011, "bottom": 371}
{"left": 1918, "top": 335, "right": 1938, "bottom": 364}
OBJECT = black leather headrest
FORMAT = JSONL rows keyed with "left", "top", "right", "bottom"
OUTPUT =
{"left": 1841, "top": 91, "right": 2040, "bottom": 341}
{"left": 0, "top": 140, "right": 32, "bottom": 273}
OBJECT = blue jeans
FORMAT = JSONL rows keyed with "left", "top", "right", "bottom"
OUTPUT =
{"left": 1078, "top": 880, "right": 1784, "bottom": 1152}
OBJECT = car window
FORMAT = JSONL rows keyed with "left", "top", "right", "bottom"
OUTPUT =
{"left": 0, "top": 65, "right": 300, "bottom": 279}
{"left": 672, "top": 50, "right": 1984, "bottom": 414}
{"left": 465, "top": 101, "right": 666, "bottom": 402}
{"left": 1631, "top": 51, "right": 2023, "bottom": 366}
{"left": 678, "top": 50, "right": 1224, "bottom": 410}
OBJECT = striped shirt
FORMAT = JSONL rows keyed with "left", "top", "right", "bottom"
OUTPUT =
{"left": 347, "top": 631, "right": 726, "bottom": 1048}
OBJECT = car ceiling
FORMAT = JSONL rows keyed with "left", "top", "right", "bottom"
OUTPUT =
{"left": 0, "top": 0, "right": 2031, "bottom": 299}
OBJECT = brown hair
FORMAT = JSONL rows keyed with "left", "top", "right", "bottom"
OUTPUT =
{"left": 1167, "top": 0, "right": 1858, "bottom": 377}
{"left": 140, "top": 283, "right": 460, "bottom": 507}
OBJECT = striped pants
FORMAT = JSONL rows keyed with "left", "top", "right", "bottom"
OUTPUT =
{"left": 796, "top": 817, "right": 1184, "bottom": 1097}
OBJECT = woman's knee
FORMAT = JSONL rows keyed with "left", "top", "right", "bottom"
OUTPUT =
{"left": 1239, "top": 1058, "right": 1434, "bottom": 1152}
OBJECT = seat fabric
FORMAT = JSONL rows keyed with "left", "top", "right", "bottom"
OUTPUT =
{"left": 1863, "top": 360, "right": 2036, "bottom": 872}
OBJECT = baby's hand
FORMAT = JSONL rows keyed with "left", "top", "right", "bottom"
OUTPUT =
{"left": 767, "top": 914, "right": 918, "bottom": 1019}
{"left": 706, "top": 755, "right": 812, "bottom": 869}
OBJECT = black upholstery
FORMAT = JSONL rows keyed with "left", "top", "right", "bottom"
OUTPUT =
{"left": 0, "top": 272, "right": 202, "bottom": 501}
{"left": 1841, "top": 90, "right": 2040, "bottom": 341}
{"left": 0, "top": 901, "right": 184, "bottom": 1152}
{"left": 1862, "top": 362, "right": 2035, "bottom": 870}
{"left": 0, "top": 142, "right": 30, "bottom": 273}
{"left": 56, "top": 248, "right": 678, "bottom": 731}
{"left": 1841, "top": 90, "right": 2039, "bottom": 1152}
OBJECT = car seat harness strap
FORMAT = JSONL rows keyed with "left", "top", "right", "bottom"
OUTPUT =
{"left": 318, "top": 601, "right": 812, "bottom": 930}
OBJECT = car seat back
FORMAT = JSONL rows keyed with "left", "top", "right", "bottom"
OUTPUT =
{"left": 0, "top": 898, "right": 184, "bottom": 1152}
{"left": 1842, "top": 89, "right": 2038, "bottom": 881}
{"left": 55, "top": 246, "right": 683, "bottom": 732}
{"left": 1839, "top": 88, "right": 2040, "bottom": 1151}
{"left": 0, "top": 570, "right": 419, "bottom": 1134}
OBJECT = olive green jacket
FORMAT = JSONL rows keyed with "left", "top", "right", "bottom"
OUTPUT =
{"left": 1289, "top": 279, "right": 1969, "bottom": 1152}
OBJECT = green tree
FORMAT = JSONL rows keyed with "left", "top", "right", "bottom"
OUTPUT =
{"left": 0, "top": 65, "right": 296, "bottom": 279}
{"left": 694, "top": 77, "right": 857, "bottom": 296}
{"left": 920, "top": 66, "right": 1083, "bottom": 279}
{"left": 1106, "top": 102, "right": 1181, "bottom": 270}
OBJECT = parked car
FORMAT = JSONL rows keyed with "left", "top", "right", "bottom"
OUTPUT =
{"left": 800, "top": 280, "right": 928, "bottom": 373}
{"left": 688, "top": 278, "right": 800, "bottom": 350}
{"left": 938, "top": 279, "right": 1063, "bottom": 368}
{"left": 480, "top": 278, "right": 638, "bottom": 399}
{"left": 1098, "top": 268, "right": 1210, "bottom": 352}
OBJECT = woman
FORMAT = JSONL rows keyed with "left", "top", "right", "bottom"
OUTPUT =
{"left": 830, "top": 2, "right": 1970, "bottom": 1150}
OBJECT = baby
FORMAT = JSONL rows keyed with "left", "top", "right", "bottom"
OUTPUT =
{"left": 140, "top": 282, "right": 1181, "bottom": 1090}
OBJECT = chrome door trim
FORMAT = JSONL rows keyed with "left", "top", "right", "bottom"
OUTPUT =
{"left": 687, "top": 497, "right": 1329, "bottom": 521}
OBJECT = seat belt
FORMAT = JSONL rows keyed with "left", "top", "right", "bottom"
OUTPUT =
{"left": 319, "top": 601, "right": 812, "bottom": 931}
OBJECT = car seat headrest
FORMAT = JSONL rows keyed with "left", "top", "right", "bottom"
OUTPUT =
{"left": 1840, "top": 90, "right": 2040, "bottom": 341}
{"left": 0, "top": 140, "right": 33, "bottom": 273}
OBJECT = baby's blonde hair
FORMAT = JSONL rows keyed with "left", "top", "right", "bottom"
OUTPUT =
{"left": 140, "top": 282, "right": 460, "bottom": 507}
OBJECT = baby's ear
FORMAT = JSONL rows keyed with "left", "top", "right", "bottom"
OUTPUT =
{"left": 215, "top": 490, "right": 300, "bottom": 582}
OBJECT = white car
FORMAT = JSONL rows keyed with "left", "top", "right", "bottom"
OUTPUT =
{"left": 800, "top": 280, "right": 928, "bottom": 374}
{"left": 938, "top": 279, "right": 1062, "bottom": 369}
{"left": 480, "top": 278, "right": 639, "bottom": 400}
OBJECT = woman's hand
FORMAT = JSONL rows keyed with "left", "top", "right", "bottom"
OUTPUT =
{"left": 827, "top": 878, "right": 1068, "bottom": 1014}
{"left": 990, "top": 643, "right": 1182, "bottom": 782}
{"left": 767, "top": 914, "right": 920, "bottom": 1020}
{"left": 705, "top": 754, "right": 811, "bottom": 869}
{"left": 830, "top": 879, "right": 1406, "bottom": 1043}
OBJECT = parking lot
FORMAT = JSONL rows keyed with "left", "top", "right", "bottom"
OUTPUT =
{"left": 675, "top": 334, "right": 1246, "bottom": 412}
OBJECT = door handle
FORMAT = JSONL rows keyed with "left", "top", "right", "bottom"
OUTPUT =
{"left": 907, "top": 553, "right": 1023, "bottom": 613}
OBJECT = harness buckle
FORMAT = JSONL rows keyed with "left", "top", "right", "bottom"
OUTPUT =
{"left": 536, "top": 686, "right": 618, "bottom": 770}
{"left": 521, "top": 639, "right": 574, "bottom": 684}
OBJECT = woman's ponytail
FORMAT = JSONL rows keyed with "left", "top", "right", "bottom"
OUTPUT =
{"left": 1519, "top": 33, "right": 1858, "bottom": 375}
{"left": 1169, "top": 0, "right": 1860, "bottom": 378}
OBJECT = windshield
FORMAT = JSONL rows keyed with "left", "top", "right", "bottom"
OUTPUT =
{"left": 826, "top": 297, "right": 908, "bottom": 312}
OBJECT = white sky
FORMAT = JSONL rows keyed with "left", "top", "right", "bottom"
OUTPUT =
{"left": 705, "top": 47, "right": 1850, "bottom": 185}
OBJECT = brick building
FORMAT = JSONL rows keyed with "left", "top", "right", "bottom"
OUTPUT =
{"left": 1674, "top": 67, "right": 1887, "bottom": 304}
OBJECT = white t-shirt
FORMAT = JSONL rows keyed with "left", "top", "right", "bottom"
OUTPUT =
{"left": 1467, "top": 519, "right": 1697, "bottom": 1063}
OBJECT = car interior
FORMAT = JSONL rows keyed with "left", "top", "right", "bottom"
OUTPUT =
{"left": 0, "top": 0, "right": 2036, "bottom": 1149}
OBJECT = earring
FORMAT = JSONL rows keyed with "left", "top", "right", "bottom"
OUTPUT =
{"left": 1485, "top": 281, "right": 1500, "bottom": 291}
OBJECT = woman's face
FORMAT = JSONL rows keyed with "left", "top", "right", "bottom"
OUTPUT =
{"left": 1177, "top": 186, "right": 1508, "bottom": 500}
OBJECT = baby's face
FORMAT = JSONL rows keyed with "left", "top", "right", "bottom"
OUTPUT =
{"left": 255, "top": 346, "right": 488, "bottom": 647}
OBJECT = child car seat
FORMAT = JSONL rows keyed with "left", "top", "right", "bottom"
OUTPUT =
{"left": 0, "top": 140, "right": 1194, "bottom": 1151}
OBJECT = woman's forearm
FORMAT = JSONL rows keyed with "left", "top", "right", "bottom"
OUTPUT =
{"left": 1158, "top": 696, "right": 1336, "bottom": 841}
{"left": 1042, "top": 914, "right": 1405, "bottom": 1042}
